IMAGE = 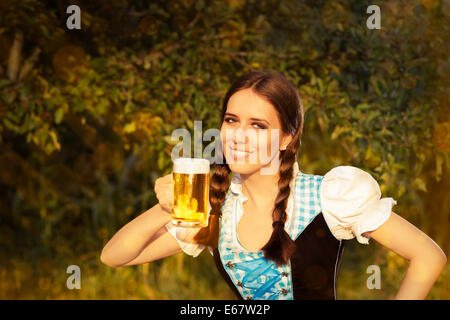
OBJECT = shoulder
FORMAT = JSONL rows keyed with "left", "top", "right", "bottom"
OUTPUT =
{"left": 294, "top": 170, "right": 324, "bottom": 188}
{"left": 319, "top": 165, "right": 382, "bottom": 209}
{"left": 318, "top": 165, "right": 397, "bottom": 244}
{"left": 288, "top": 170, "right": 324, "bottom": 239}
{"left": 292, "top": 170, "right": 324, "bottom": 204}
{"left": 321, "top": 165, "right": 380, "bottom": 191}
{"left": 291, "top": 170, "right": 324, "bottom": 209}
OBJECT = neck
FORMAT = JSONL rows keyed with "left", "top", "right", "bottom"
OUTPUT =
{"left": 240, "top": 169, "right": 280, "bottom": 209}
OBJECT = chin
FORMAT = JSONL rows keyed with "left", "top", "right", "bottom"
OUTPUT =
{"left": 226, "top": 161, "right": 261, "bottom": 174}
{"left": 225, "top": 157, "right": 280, "bottom": 175}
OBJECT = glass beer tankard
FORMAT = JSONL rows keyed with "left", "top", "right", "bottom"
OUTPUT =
{"left": 172, "top": 157, "right": 210, "bottom": 228}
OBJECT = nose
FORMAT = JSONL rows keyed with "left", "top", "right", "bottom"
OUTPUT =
{"left": 232, "top": 128, "right": 248, "bottom": 145}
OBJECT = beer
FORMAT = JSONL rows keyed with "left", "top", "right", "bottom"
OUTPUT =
{"left": 172, "top": 158, "right": 210, "bottom": 228}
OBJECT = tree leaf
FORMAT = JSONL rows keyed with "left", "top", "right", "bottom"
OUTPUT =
{"left": 413, "top": 177, "right": 427, "bottom": 193}
{"left": 124, "top": 122, "right": 136, "bottom": 133}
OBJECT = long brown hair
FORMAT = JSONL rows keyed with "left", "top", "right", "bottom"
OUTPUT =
{"left": 194, "top": 70, "right": 304, "bottom": 266}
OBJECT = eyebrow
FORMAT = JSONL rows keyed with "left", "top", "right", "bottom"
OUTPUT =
{"left": 224, "top": 112, "right": 270, "bottom": 125}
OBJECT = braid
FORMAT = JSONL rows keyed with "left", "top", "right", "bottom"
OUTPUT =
{"left": 261, "top": 131, "right": 302, "bottom": 266}
{"left": 193, "top": 162, "right": 231, "bottom": 248}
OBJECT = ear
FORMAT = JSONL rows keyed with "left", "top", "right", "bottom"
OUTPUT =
{"left": 280, "top": 133, "right": 293, "bottom": 150}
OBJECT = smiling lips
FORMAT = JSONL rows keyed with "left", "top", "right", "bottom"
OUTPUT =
{"left": 228, "top": 146, "right": 255, "bottom": 158}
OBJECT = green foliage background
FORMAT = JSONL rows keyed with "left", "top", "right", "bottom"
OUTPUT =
{"left": 0, "top": 0, "right": 449, "bottom": 299}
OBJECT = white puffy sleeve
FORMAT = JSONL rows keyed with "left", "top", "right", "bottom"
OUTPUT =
{"left": 164, "top": 200, "right": 212, "bottom": 257}
{"left": 165, "top": 222, "right": 206, "bottom": 257}
{"left": 319, "top": 166, "right": 397, "bottom": 244}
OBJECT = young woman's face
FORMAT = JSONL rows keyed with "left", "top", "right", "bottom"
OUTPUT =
{"left": 220, "top": 88, "right": 292, "bottom": 175}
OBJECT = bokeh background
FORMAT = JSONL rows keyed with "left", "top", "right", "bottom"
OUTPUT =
{"left": 0, "top": 0, "right": 449, "bottom": 299}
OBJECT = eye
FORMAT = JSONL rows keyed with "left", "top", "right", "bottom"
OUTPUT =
{"left": 254, "top": 123, "right": 267, "bottom": 130}
{"left": 224, "top": 117, "right": 267, "bottom": 129}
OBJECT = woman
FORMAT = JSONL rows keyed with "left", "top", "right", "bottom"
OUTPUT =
{"left": 101, "top": 71, "right": 447, "bottom": 300}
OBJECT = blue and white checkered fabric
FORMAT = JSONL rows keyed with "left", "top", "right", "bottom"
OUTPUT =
{"left": 287, "top": 173, "right": 324, "bottom": 240}
{"left": 217, "top": 170, "right": 324, "bottom": 300}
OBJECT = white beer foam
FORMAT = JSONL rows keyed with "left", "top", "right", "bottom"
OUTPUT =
{"left": 173, "top": 157, "right": 210, "bottom": 174}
